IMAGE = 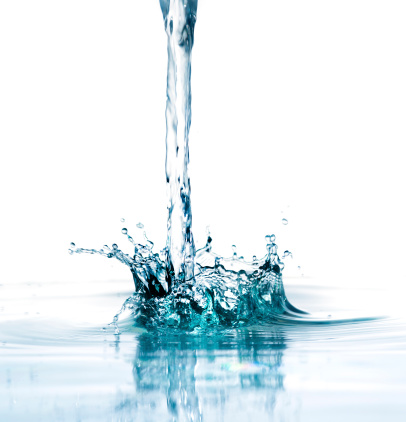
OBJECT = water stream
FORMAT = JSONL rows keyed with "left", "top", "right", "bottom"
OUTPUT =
{"left": 69, "top": 0, "right": 307, "bottom": 330}
{"left": 2, "top": 2, "right": 406, "bottom": 421}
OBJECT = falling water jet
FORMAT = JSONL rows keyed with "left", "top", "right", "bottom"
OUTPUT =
{"left": 68, "top": 1, "right": 314, "bottom": 329}
{"left": 160, "top": 0, "right": 198, "bottom": 290}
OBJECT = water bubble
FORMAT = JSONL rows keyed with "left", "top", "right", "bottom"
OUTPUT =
{"left": 282, "top": 218, "right": 288, "bottom": 225}
{"left": 121, "top": 228, "right": 128, "bottom": 235}
{"left": 112, "top": 244, "right": 118, "bottom": 250}
{"left": 70, "top": 242, "right": 76, "bottom": 249}
{"left": 136, "top": 222, "right": 144, "bottom": 229}
{"left": 120, "top": 218, "right": 125, "bottom": 223}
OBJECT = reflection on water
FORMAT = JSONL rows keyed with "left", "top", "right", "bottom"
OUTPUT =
{"left": 117, "top": 329, "right": 287, "bottom": 421}
{"left": 1, "top": 283, "right": 406, "bottom": 422}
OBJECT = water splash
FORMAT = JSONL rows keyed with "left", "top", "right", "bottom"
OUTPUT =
{"left": 69, "top": 1, "right": 302, "bottom": 329}
{"left": 70, "top": 226, "right": 299, "bottom": 330}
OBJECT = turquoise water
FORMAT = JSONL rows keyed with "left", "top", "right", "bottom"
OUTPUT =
{"left": 1, "top": 281, "right": 405, "bottom": 421}
{"left": 2, "top": 2, "right": 405, "bottom": 421}
{"left": 68, "top": 0, "right": 301, "bottom": 330}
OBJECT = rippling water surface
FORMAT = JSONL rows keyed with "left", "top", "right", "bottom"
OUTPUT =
{"left": 1, "top": 280, "right": 405, "bottom": 422}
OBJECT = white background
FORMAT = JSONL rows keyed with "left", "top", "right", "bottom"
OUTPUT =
{"left": 1, "top": 1, "right": 405, "bottom": 296}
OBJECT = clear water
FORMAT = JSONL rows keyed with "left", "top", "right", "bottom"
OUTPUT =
{"left": 1, "top": 281, "right": 405, "bottom": 421}
{"left": 68, "top": 0, "right": 299, "bottom": 330}
{"left": 2, "top": 1, "right": 406, "bottom": 421}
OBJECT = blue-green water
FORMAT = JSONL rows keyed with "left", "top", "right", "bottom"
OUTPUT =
{"left": 1, "top": 281, "right": 405, "bottom": 421}
{"left": 2, "top": 1, "right": 405, "bottom": 421}
{"left": 68, "top": 0, "right": 302, "bottom": 331}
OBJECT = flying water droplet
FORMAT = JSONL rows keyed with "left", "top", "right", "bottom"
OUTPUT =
{"left": 120, "top": 218, "right": 125, "bottom": 223}
{"left": 122, "top": 228, "right": 128, "bottom": 235}
{"left": 282, "top": 250, "right": 292, "bottom": 259}
{"left": 112, "top": 244, "right": 118, "bottom": 250}
{"left": 136, "top": 222, "right": 144, "bottom": 229}
{"left": 282, "top": 218, "right": 288, "bottom": 225}
{"left": 70, "top": 242, "right": 76, "bottom": 249}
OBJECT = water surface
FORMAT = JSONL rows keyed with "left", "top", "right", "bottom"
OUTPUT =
{"left": 1, "top": 280, "right": 405, "bottom": 422}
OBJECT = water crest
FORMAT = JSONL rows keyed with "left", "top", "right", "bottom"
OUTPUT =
{"left": 69, "top": 0, "right": 341, "bottom": 329}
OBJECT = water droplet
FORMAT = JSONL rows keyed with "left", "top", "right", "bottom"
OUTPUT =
{"left": 136, "top": 222, "right": 144, "bottom": 229}
{"left": 68, "top": 249, "right": 73, "bottom": 255}
{"left": 128, "top": 236, "right": 134, "bottom": 243}
{"left": 70, "top": 242, "right": 75, "bottom": 249}
{"left": 122, "top": 228, "right": 128, "bottom": 234}
{"left": 120, "top": 218, "right": 125, "bottom": 223}
{"left": 265, "top": 234, "right": 276, "bottom": 244}
{"left": 114, "top": 327, "right": 120, "bottom": 335}
{"left": 282, "top": 250, "right": 292, "bottom": 259}
{"left": 112, "top": 244, "right": 118, "bottom": 250}
{"left": 282, "top": 218, "right": 288, "bottom": 225}
{"left": 297, "top": 265, "right": 301, "bottom": 270}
